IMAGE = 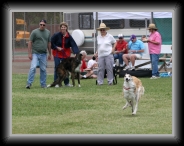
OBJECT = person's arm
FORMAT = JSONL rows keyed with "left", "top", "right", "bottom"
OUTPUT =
{"left": 27, "top": 41, "right": 32, "bottom": 60}
{"left": 112, "top": 42, "right": 116, "bottom": 54}
{"left": 51, "top": 33, "right": 58, "bottom": 49}
{"left": 69, "top": 35, "right": 80, "bottom": 54}
{"left": 147, "top": 39, "right": 160, "bottom": 45}
{"left": 51, "top": 33, "right": 64, "bottom": 51}
{"left": 47, "top": 42, "right": 51, "bottom": 60}
{"left": 113, "top": 41, "right": 118, "bottom": 54}
{"left": 122, "top": 42, "right": 128, "bottom": 53}
{"left": 147, "top": 34, "right": 161, "bottom": 45}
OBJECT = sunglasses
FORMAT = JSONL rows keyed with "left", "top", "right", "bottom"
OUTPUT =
{"left": 100, "top": 29, "right": 105, "bottom": 31}
{"left": 40, "top": 24, "right": 45, "bottom": 26}
{"left": 119, "top": 37, "right": 123, "bottom": 39}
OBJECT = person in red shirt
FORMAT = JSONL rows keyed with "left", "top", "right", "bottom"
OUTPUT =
{"left": 113, "top": 34, "right": 128, "bottom": 67}
{"left": 50, "top": 22, "right": 80, "bottom": 87}
{"left": 80, "top": 50, "right": 87, "bottom": 75}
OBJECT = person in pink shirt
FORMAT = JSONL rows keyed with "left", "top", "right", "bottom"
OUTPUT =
{"left": 147, "top": 23, "right": 162, "bottom": 79}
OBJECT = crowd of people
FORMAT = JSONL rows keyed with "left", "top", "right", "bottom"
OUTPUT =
{"left": 26, "top": 19, "right": 168, "bottom": 89}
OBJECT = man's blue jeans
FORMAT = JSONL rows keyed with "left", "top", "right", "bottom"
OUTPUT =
{"left": 27, "top": 53, "right": 47, "bottom": 87}
{"left": 150, "top": 54, "right": 160, "bottom": 77}
{"left": 114, "top": 53, "right": 123, "bottom": 65}
{"left": 54, "top": 57, "right": 69, "bottom": 85}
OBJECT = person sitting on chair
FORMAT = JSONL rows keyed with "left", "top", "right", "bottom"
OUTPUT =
{"left": 113, "top": 34, "right": 128, "bottom": 67}
{"left": 123, "top": 34, "right": 145, "bottom": 71}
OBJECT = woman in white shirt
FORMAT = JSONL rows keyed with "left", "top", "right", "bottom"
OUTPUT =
{"left": 96, "top": 23, "right": 116, "bottom": 85}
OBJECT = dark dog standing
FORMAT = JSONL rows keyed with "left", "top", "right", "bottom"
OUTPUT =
{"left": 47, "top": 53, "right": 82, "bottom": 87}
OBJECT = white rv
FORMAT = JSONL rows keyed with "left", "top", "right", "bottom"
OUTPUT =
{"left": 63, "top": 12, "right": 172, "bottom": 54}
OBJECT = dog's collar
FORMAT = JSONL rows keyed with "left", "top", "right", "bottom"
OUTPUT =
{"left": 123, "top": 86, "right": 131, "bottom": 90}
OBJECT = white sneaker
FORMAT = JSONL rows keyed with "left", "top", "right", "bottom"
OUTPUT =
{"left": 82, "top": 75, "right": 87, "bottom": 78}
{"left": 166, "top": 62, "right": 170, "bottom": 66}
{"left": 120, "top": 64, "right": 124, "bottom": 67}
{"left": 47, "top": 84, "right": 51, "bottom": 88}
{"left": 130, "top": 66, "right": 135, "bottom": 71}
{"left": 123, "top": 66, "right": 130, "bottom": 71}
{"left": 55, "top": 84, "right": 60, "bottom": 87}
{"left": 65, "top": 84, "right": 73, "bottom": 87}
{"left": 150, "top": 76, "right": 160, "bottom": 79}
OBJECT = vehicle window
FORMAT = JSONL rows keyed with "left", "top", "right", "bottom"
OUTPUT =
{"left": 129, "top": 19, "right": 150, "bottom": 28}
{"left": 102, "top": 19, "right": 124, "bottom": 29}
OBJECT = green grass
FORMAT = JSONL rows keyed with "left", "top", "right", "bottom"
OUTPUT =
{"left": 12, "top": 74, "right": 172, "bottom": 134}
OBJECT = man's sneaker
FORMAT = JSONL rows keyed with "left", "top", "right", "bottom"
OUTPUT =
{"left": 47, "top": 84, "right": 51, "bottom": 88}
{"left": 166, "top": 62, "right": 170, "bottom": 66}
{"left": 120, "top": 64, "right": 124, "bottom": 67}
{"left": 26, "top": 84, "right": 31, "bottom": 89}
{"left": 65, "top": 84, "right": 73, "bottom": 87}
{"left": 123, "top": 66, "right": 130, "bottom": 71}
{"left": 150, "top": 76, "right": 160, "bottom": 79}
{"left": 41, "top": 85, "right": 47, "bottom": 88}
{"left": 130, "top": 66, "right": 135, "bottom": 71}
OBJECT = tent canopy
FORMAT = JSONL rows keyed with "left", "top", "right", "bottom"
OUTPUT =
{"left": 93, "top": 12, "right": 172, "bottom": 20}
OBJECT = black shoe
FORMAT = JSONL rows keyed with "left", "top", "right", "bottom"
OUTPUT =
{"left": 26, "top": 84, "right": 31, "bottom": 89}
{"left": 41, "top": 85, "right": 47, "bottom": 88}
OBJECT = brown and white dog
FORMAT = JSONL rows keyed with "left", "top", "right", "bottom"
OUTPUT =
{"left": 47, "top": 53, "right": 82, "bottom": 88}
{"left": 122, "top": 73, "right": 145, "bottom": 115}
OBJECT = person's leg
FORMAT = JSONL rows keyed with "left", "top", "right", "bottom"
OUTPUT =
{"left": 113, "top": 54, "right": 118, "bottom": 61}
{"left": 91, "top": 70, "right": 98, "bottom": 78}
{"left": 114, "top": 54, "right": 119, "bottom": 66}
{"left": 105, "top": 54, "right": 114, "bottom": 85}
{"left": 97, "top": 56, "right": 105, "bottom": 85}
{"left": 123, "top": 54, "right": 131, "bottom": 70}
{"left": 26, "top": 54, "right": 38, "bottom": 88}
{"left": 150, "top": 54, "right": 160, "bottom": 77}
{"left": 82, "top": 70, "right": 93, "bottom": 78}
{"left": 54, "top": 57, "right": 60, "bottom": 81}
{"left": 130, "top": 54, "right": 136, "bottom": 67}
{"left": 118, "top": 53, "right": 123, "bottom": 66}
{"left": 123, "top": 54, "right": 130, "bottom": 66}
{"left": 39, "top": 53, "right": 47, "bottom": 87}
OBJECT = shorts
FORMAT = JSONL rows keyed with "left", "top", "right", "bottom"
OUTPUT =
{"left": 129, "top": 54, "right": 142, "bottom": 59}
{"left": 81, "top": 72, "right": 87, "bottom": 75}
{"left": 93, "top": 70, "right": 98, "bottom": 75}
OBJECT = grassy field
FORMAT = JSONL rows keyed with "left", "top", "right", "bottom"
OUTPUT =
{"left": 12, "top": 74, "right": 172, "bottom": 134}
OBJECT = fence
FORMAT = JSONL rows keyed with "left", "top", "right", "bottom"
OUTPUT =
{"left": 12, "top": 12, "right": 64, "bottom": 61}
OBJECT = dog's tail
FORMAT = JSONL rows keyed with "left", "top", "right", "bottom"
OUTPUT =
{"left": 138, "top": 86, "right": 145, "bottom": 101}
{"left": 141, "top": 86, "right": 145, "bottom": 95}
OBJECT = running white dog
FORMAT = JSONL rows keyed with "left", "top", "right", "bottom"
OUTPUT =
{"left": 122, "top": 73, "right": 145, "bottom": 115}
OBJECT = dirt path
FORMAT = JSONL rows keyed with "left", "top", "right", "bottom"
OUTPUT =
{"left": 12, "top": 55, "right": 171, "bottom": 75}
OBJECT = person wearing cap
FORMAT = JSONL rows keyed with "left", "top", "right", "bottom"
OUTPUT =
{"left": 146, "top": 23, "right": 162, "bottom": 79}
{"left": 123, "top": 34, "right": 145, "bottom": 71}
{"left": 96, "top": 23, "right": 116, "bottom": 85}
{"left": 113, "top": 34, "right": 128, "bottom": 67}
{"left": 26, "top": 19, "right": 51, "bottom": 89}
{"left": 49, "top": 22, "right": 80, "bottom": 87}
